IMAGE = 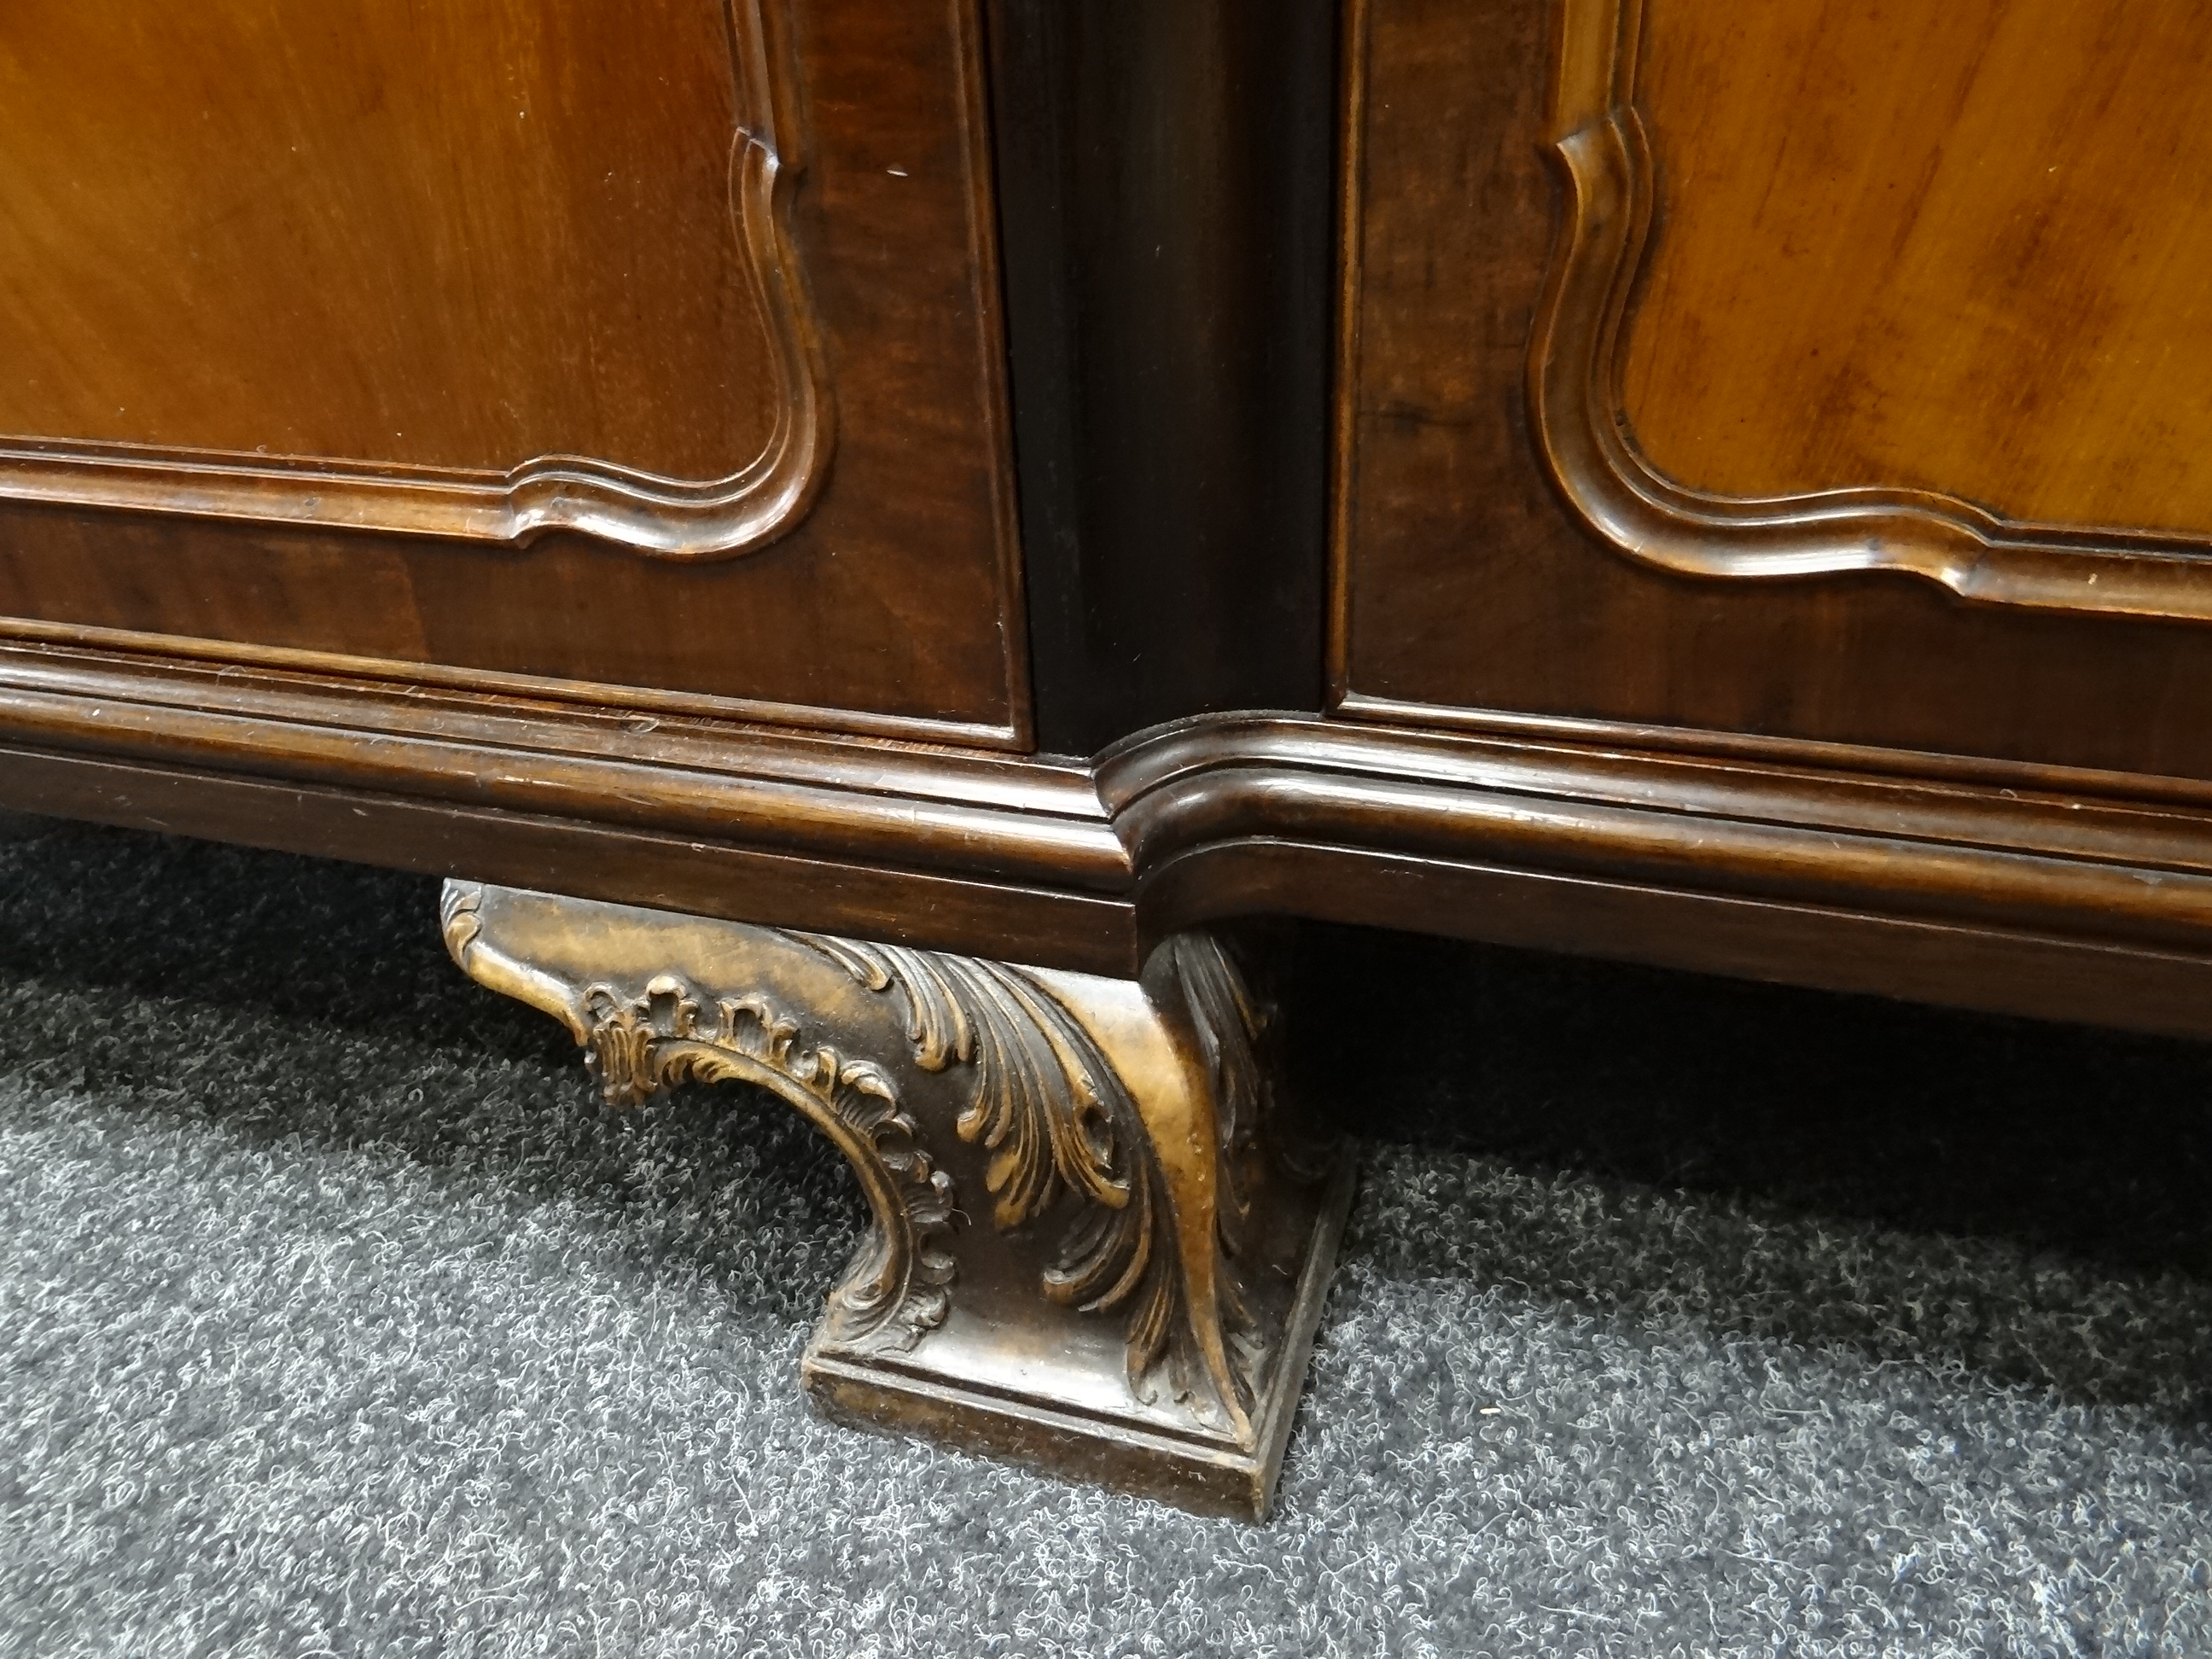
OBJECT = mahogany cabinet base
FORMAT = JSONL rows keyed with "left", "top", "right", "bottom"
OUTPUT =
{"left": 440, "top": 879, "right": 1353, "bottom": 1520}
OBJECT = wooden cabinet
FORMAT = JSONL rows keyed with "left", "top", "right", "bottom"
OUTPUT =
{"left": 6, "top": 0, "right": 2211, "bottom": 1517}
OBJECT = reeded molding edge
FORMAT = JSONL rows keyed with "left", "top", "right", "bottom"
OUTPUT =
{"left": 0, "top": 641, "right": 1119, "bottom": 892}
{"left": 0, "top": 0, "right": 831, "bottom": 562}
{"left": 0, "top": 616, "right": 1022, "bottom": 750}
{"left": 1528, "top": 0, "right": 2212, "bottom": 620}
{"left": 1100, "top": 713, "right": 2212, "bottom": 957}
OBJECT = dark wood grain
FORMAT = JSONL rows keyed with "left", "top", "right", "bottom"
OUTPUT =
{"left": 1336, "top": 0, "right": 2212, "bottom": 779}
{"left": 0, "top": 642, "right": 1121, "bottom": 890}
{"left": 988, "top": 0, "right": 1336, "bottom": 754}
{"left": 0, "top": 744, "right": 1137, "bottom": 973}
{"left": 1147, "top": 843, "right": 2212, "bottom": 1047}
{"left": 15, "top": 0, "right": 2212, "bottom": 1072}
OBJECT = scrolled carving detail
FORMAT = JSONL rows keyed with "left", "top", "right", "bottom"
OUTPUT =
{"left": 1160, "top": 934, "right": 1265, "bottom": 1248}
{"left": 577, "top": 975, "right": 954, "bottom": 1349}
{"left": 439, "top": 880, "right": 483, "bottom": 959}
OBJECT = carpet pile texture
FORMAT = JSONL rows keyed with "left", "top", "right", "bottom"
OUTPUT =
{"left": 0, "top": 811, "right": 2206, "bottom": 1656}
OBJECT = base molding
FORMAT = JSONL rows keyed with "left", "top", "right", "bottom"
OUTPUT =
{"left": 442, "top": 879, "right": 1353, "bottom": 1519}
{"left": 12, "top": 632, "right": 2212, "bottom": 1039}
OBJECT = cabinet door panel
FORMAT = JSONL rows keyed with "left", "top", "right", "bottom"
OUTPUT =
{"left": 0, "top": 0, "right": 1025, "bottom": 741}
{"left": 1336, "top": 0, "right": 2212, "bottom": 778}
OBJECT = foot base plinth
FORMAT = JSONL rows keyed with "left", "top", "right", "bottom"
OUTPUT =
{"left": 806, "top": 1156, "right": 1353, "bottom": 1517}
{"left": 442, "top": 880, "right": 1352, "bottom": 1520}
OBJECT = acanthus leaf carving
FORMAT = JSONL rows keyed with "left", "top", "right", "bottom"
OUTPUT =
{"left": 795, "top": 933, "right": 1256, "bottom": 1426}
{"left": 441, "top": 882, "right": 1358, "bottom": 1515}
{"left": 1161, "top": 934, "right": 1265, "bottom": 1245}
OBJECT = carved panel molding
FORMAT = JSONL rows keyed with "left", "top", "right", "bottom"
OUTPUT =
{"left": 1530, "top": 0, "right": 2212, "bottom": 620}
{"left": 0, "top": 0, "right": 830, "bottom": 560}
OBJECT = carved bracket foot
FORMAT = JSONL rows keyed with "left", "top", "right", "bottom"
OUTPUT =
{"left": 441, "top": 881, "right": 1353, "bottom": 1519}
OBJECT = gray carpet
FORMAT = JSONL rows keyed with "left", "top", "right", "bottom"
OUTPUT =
{"left": 0, "top": 810, "right": 2207, "bottom": 1656}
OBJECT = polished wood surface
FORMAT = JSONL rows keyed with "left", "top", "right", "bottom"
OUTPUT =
{"left": 1526, "top": 0, "right": 2212, "bottom": 619}
{"left": 0, "top": 0, "right": 1025, "bottom": 736}
{"left": 1, "top": 0, "right": 781, "bottom": 484}
{"left": 1624, "top": 0, "right": 2212, "bottom": 540}
{"left": 1336, "top": 0, "right": 2212, "bottom": 777}
{"left": 12, "top": 0, "right": 2212, "bottom": 1521}
{"left": 7, "top": 1, "right": 2212, "bottom": 1032}
{"left": 15, "top": 637, "right": 2212, "bottom": 1045}
{"left": 988, "top": 0, "right": 1336, "bottom": 752}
